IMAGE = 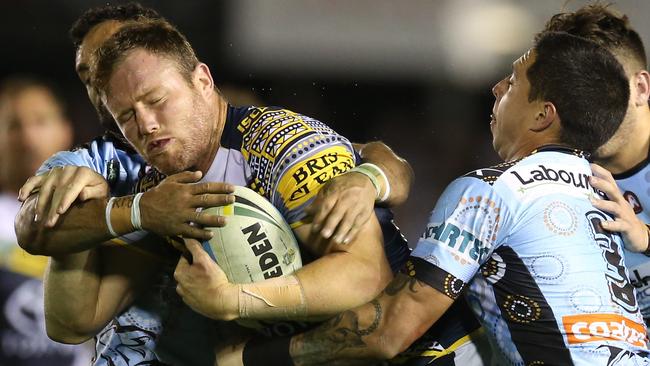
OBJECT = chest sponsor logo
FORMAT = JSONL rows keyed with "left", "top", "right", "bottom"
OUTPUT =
{"left": 290, "top": 152, "right": 354, "bottom": 201}
{"left": 422, "top": 222, "right": 490, "bottom": 263}
{"left": 563, "top": 313, "right": 647, "bottom": 348}
{"left": 510, "top": 164, "right": 596, "bottom": 192}
{"left": 623, "top": 191, "right": 643, "bottom": 214}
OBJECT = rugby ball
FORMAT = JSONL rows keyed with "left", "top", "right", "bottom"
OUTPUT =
{"left": 201, "top": 186, "right": 302, "bottom": 284}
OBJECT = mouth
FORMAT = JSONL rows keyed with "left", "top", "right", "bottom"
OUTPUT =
{"left": 147, "top": 138, "right": 172, "bottom": 155}
{"left": 490, "top": 113, "right": 497, "bottom": 127}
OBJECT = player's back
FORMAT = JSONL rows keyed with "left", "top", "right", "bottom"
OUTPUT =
{"left": 466, "top": 146, "right": 648, "bottom": 365}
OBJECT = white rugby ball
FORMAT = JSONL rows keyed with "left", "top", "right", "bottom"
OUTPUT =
{"left": 201, "top": 186, "right": 302, "bottom": 284}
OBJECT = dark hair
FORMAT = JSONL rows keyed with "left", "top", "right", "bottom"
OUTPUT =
{"left": 69, "top": 2, "right": 163, "bottom": 49}
{"left": 0, "top": 76, "right": 67, "bottom": 116}
{"left": 528, "top": 32, "right": 629, "bottom": 153}
{"left": 537, "top": 3, "right": 646, "bottom": 70}
{"left": 94, "top": 20, "right": 199, "bottom": 94}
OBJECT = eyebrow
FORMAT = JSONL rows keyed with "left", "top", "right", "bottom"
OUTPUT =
{"left": 115, "top": 88, "right": 161, "bottom": 118}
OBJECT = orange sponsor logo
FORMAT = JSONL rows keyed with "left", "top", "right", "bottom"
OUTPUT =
{"left": 563, "top": 313, "right": 647, "bottom": 348}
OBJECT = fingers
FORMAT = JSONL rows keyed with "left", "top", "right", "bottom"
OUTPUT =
{"left": 341, "top": 212, "right": 369, "bottom": 245}
{"left": 193, "top": 211, "right": 227, "bottom": 228}
{"left": 590, "top": 197, "right": 622, "bottom": 217}
{"left": 45, "top": 169, "right": 86, "bottom": 226}
{"left": 18, "top": 175, "right": 45, "bottom": 202}
{"left": 589, "top": 175, "right": 623, "bottom": 202}
{"left": 600, "top": 220, "right": 628, "bottom": 233}
{"left": 332, "top": 210, "right": 358, "bottom": 244}
{"left": 184, "top": 238, "right": 207, "bottom": 260}
{"left": 79, "top": 184, "right": 108, "bottom": 201}
{"left": 191, "top": 193, "right": 235, "bottom": 208}
{"left": 179, "top": 224, "right": 215, "bottom": 241}
{"left": 309, "top": 196, "right": 336, "bottom": 234}
{"left": 319, "top": 203, "right": 347, "bottom": 240}
{"left": 34, "top": 170, "right": 59, "bottom": 223}
{"left": 192, "top": 182, "right": 235, "bottom": 195}
{"left": 590, "top": 163, "right": 614, "bottom": 180}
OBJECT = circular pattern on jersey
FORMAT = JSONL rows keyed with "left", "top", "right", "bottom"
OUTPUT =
{"left": 569, "top": 286, "right": 604, "bottom": 313}
{"left": 443, "top": 274, "right": 465, "bottom": 299}
{"left": 529, "top": 254, "right": 567, "bottom": 282}
{"left": 543, "top": 201, "right": 577, "bottom": 236}
{"left": 502, "top": 294, "right": 542, "bottom": 324}
{"left": 482, "top": 253, "right": 505, "bottom": 284}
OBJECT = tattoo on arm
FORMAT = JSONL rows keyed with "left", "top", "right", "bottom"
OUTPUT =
{"left": 292, "top": 299, "right": 383, "bottom": 365}
{"left": 112, "top": 196, "right": 133, "bottom": 209}
{"left": 384, "top": 274, "right": 420, "bottom": 296}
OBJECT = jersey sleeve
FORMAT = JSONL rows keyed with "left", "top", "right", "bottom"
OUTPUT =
{"left": 238, "top": 108, "right": 355, "bottom": 227}
{"left": 407, "top": 176, "right": 511, "bottom": 300}
{"left": 37, "top": 136, "right": 145, "bottom": 196}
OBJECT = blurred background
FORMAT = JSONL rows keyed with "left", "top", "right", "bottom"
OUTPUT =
{"left": 2, "top": 0, "right": 650, "bottom": 243}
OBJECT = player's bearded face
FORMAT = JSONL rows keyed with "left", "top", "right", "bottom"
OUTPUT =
{"left": 104, "top": 50, "right": 214, "bottom": 175}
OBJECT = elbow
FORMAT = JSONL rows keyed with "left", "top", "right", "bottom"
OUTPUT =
{"left": 45, "top": 320, "right": 94, "bottom": 345}
{"left": 15, "top": 207, "right": 46, "bottom": 255}
{"left": 353, "top": 260, "right": 393, "bottom": 304}
{"left": 365, "top": 327, "right": 413, "bottom": 360}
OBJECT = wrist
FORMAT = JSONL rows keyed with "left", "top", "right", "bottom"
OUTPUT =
{"left": 643, "top": 224, "right": 650, "bottom": 257}
{"left": 107, "top": 196, "right": 135, "bottom": 236}
{"left": 349, "top": 163, "right": 391, "bottom": 203}
{"left": 219, "top": 283, "right": 241, "bottom": 321}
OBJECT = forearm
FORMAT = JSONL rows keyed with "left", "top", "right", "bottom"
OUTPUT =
{"left": 356, "top": 141, "right": 413, "bottom": 206}
{"left": 289, "top": 275, "right": 450, "bottom": 365}
{"left": 44, "top": 251, "right": 103, "bottom": 343}
{"left": 44, "top": 245, "right": 157, "bottom": 343}
{"left": 232, "top": 218, "right": 392, "bottom": 321}
{"left": 16, "top": 194, "right": 132, "bottom": 255}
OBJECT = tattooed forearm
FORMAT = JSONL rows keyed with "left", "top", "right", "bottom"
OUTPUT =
{"left": 291, "top": 299, "right": 384, "bottom": 365}
{"left": 384, "top": 273, "right": 420, "bottom": 296}
{"left": 112, "top": 196, "right": 134, "bottom": 209}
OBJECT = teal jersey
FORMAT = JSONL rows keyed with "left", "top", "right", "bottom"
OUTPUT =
{"left": 409, "top": 146, "right": 649, "bottom": 365}
{"left": 614, "top": 156, "right": 650, "bottom": 326}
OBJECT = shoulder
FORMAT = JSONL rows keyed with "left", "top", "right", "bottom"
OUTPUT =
{"left": 462, "top": 160, "right": 519, "bottom": 186}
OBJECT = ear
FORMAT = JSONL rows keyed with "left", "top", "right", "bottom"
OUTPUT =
{"left": 632, "top": 70, "right": 650, "bottom": 107}
{"left": 193, "top": 63, "right": 214, "bottom": 99}
{"left": 530, "top": 102, "right": 556, "bottom": 132}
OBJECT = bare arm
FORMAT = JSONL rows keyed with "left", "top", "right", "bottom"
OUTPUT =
{"left": 44, "top": 244, "right": 160, "bottom": 344}
{"left": 16, "top": 195, "right": 113, "bottom": 255}
{"left": 16, "top": 171, "right": 234, "bottom": 256}
{"left": 174, "top": 214, "right": 393, "bottom": 321}
{"left": 288, "top": 274, "right": 452, "bottom": 365}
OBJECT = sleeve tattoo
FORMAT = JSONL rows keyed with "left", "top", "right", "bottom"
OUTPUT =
{"left": 290, "top": 274, "right": 423, "bottom": 365}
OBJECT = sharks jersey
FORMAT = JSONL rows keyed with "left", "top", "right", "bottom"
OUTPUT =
{"left": 614, "top": 157, "right": 650, "bottom": 326}
{"left": 409, "top": 146, "right": 649, "bottom": 365}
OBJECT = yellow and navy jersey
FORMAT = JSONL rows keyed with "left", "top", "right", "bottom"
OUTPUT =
{"left": 204, "top": 105, "right": 355, "bottom": 228}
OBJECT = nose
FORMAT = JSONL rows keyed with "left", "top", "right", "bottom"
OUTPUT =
{"left": 492, "top": 78, "right": 506, "bottom": 98}
{"left": 135, "top": 107, "right": 159, "bottom": 136}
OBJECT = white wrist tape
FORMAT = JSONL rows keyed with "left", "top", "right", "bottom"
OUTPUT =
{"left": 131, "top": 192, "right": 144, "bottom": 231}
{"left": 238, "top": 274, "right": 308, "bottom": 320}
{"left": 105, "top": 197, "right": 118, "bottom": 237}
{"left": 349, "top": 163, "right": 391, "bottom": 202}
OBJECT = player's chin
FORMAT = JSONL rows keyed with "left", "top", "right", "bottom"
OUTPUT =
{"left": 149, "top": 156, "right": 184, "bottom": 176}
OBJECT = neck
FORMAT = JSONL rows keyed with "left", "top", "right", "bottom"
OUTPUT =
{"left": 194, "top": 95, "right": 228, "bottom": 175}
{"left": 594, "top": 106, "right": 650, "bottom": 175}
